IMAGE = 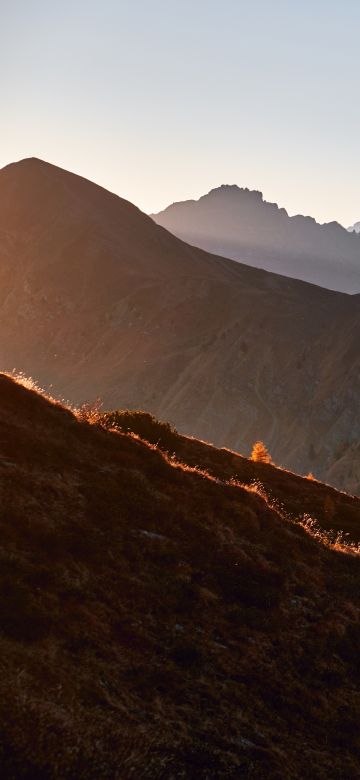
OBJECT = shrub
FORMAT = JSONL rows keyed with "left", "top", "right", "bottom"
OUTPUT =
{"left": 100, "top": 410, "right": 178, "bottom": 450}
{"left": 251, "top": 440, "right": 272, "bottom": 464}
{"left": 76, "top": 398, "right": 102, "bottom": 424}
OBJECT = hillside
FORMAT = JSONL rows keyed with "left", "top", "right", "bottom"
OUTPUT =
{"left": 0, "top": 373, "right": 360, "bottom": 778}
{"left": 151, "top": 185, "right": 360, "bottom": 293}
{"left": 0, "top": 158, "right": 359, "bottom": 493}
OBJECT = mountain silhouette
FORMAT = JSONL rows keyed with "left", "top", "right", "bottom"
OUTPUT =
{"left": 151, "top": 185, "right": 360, "bottom": 293}
{"left": 0, "top": 158, "right": 359, "bottom": 492}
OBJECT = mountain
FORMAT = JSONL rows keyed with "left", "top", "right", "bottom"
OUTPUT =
{"left": 151, "top": 185, "right": 360, "bottom": 293}
{"left": 348, "top": 221, "right": 360, "bottom": 234}
{"left": 1, "top": 372, "right": 360, "bottom": 778}
{"left": 0, "top": 158, "right": 359, "bottom": 493}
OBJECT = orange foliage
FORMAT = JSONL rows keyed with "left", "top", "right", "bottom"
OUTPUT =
{"left": 251, "top": 440, "right": 272, "bottom": 464}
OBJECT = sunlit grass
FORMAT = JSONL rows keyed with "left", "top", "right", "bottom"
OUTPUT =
{"left": 7, "top": 371, "right": 359, "bottom": 557}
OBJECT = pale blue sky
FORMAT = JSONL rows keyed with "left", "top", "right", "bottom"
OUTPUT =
{"left": 1, "top": 0, "right": 360, "bottom": 225}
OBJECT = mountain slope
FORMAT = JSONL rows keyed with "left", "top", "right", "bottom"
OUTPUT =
{"left": 151, "top": 185, "right": 360, "bottom": 293}
{"left": 0, "top": 158, "right": 359, "bottom": 492}
{"left": 0, "top": 373, "right": 360, "bottom": 778}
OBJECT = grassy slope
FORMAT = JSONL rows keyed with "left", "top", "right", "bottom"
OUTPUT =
{"left": 167, "top": 433, "right": 360, "bottom": 543}
{"left": 1, "top": 158, "right": 359, "bottom": 495}
{"left": 0, "top": 374, "right": 360, "bottom": 779}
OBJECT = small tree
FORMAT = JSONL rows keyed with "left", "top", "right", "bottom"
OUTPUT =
{"left": 251, "top": 440, "right": 272, "bottom": 464}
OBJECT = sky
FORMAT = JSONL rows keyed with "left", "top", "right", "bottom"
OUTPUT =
{"left": 1, "top": 0, "right": 360, "bottom": 226}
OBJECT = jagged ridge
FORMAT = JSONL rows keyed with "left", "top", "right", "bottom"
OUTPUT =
{"left": 151, "top": 184, "right": 360, "bottom": 293}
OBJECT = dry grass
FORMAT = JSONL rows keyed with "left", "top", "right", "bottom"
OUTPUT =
{"left": 10, "top": 369, "right": 52, "bottom": 397}
{"left": 0, "top": 373, "right": 360, "bottom": 779}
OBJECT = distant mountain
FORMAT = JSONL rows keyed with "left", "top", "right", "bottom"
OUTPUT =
{"left": 1, "top": 372, "right": 360, "bottom": 778}
{"left": 0, "top": 158, "right": 359, "bottom": 492}
{"left": 151, "top": 185, "right": 360, "bottom": 293}
{"left": 348, "top": 221, "right": 360, "bottom": 233}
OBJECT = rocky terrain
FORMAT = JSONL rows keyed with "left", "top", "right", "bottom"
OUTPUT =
{"left": 0, "top": 372, "right": 360, "bottom": 779}
{"left": 152, "top": 185, "right": 360, "bottom": 293}
{"left": 0, "top": 158, "right": 359, "bottom": 493}
{"left": 348, "top": 222, "right": 360, "bottom": 234}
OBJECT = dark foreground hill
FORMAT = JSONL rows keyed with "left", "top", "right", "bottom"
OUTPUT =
{"left": 0, "top": 373, "right": 360, "bottom": 779}
{"left": 0, "top": 158, "right": 359, "bottom": 493}
{"left": 151, "top": 185, "right": 360, "bottom": 293}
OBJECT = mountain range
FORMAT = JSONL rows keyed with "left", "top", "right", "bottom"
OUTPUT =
{"left": 1, "top": 372, "right": 360, "bottom": 779}
{"left": 348, "top": 221, "right": 360, "bottom": 234}
{"left": 151, "top": 186, "right": 360, "bottom": 294}
{"left": 0, "top": 158, "right": 359, "bottom": 493}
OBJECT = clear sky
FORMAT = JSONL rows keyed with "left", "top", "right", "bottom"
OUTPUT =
{"left": 1, "top": 0, "right": 360, "bottom": 226}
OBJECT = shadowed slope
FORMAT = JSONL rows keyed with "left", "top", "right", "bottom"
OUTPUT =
{"left": 0, "top": 374, "right": 360, "bottom": 778}
{"left": 0, "top": 158, "right": 359, "bottom": 492}
{"left": 144, "top": 423, "right": 360, "bottom": 544}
